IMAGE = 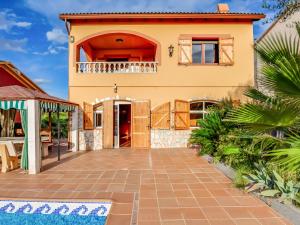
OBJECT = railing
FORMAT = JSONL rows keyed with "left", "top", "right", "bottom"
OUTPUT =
{"left": 76, "top": 62, "right": 158, "bottom": 74}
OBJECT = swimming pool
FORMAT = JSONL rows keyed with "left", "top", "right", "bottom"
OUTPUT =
{"left": 0, "top": 200, "right": 111, "bottom": 225}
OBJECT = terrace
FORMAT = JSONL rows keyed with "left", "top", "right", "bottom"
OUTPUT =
{"left": 0, "top": 147, "right": 290, "bottom": 225}
{"left": 76, "top": 32, "right": 160, "bottom": 74}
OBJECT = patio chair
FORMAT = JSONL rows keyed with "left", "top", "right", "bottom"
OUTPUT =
{"left": 40, "top": 128, "right": 53, "bottom": 157}
{"left": 0, "top": 142, "right": 19, "bottom": 173}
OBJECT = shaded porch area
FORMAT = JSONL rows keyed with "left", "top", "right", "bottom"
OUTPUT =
{"left": 76, "top": 31, "right": 160, "bottom": 74}
{"left": 0, "top": 85, "right": 79, "bottom": 175}
{"left": 0, "top": 149, "right": 290, "bottom": 225}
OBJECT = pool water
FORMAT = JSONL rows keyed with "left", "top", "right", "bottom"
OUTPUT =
{"left": 0, "top": 200, "right": 111, "bottom": 225}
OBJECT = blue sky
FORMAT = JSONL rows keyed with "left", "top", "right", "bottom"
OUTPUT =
{"left": 0, "top": 0, "right": 275, "bottom": 99}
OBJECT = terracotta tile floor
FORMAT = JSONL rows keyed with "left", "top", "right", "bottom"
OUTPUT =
{"left": 0, "top": 148, "right": 292, "bottom": 225}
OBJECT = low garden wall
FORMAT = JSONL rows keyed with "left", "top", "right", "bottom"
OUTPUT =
{"left": 151, "top": 129, "right": 191, "bottom": 148}
{"left": 79, "top": 129, "right": 102, "bottom": 150}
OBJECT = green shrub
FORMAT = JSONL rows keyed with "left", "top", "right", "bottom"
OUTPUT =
{"left": 41, "top": 112, "right": 69, "bottom": 138}
{"left": 189, "top": 100, "right": 235, "bottom": 156}
{"left": 234, "top": 166, "right": 252, "bottom": 188}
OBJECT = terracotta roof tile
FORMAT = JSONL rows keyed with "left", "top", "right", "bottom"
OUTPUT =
{"left": 0, "top": 85, "right": 77, "bottom": 105}
{"left": 59, "top": 11, "right": 265, "bottom": 21}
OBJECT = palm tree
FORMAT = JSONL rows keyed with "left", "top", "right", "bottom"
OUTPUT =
{"left": 227, "top": 23, "right": 300, "bottom": 171}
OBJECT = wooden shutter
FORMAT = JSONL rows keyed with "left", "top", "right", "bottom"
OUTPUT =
{"left": 219, "top": 37, "right": 234, "bottom": 65}
{"left": 178, "top": 39, "right": 192, "bottom": 64}
{"left": 132, "top": 100, "right": 150, "bottom": 149}
{"left": 83, "top": 102, "right": 93, "bottom": 130}
{"left": 174, "top": 100, "right": 190, "bottom": 130}
{"left": 103, "top": 100, "right": 114, "bottom": 149}
{"left": 151, "top": 102, "right": 170, "bottom": 129}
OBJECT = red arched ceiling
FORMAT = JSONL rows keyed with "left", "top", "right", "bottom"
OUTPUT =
{"left": 83, "top": 33, "right": 156, "bottom": 50}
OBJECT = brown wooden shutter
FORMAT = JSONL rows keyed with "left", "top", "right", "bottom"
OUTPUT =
{"left": 132, "top": 100, "right": 150, "bottom": 149}
{"left": 83, "top": 102, "right": 93, "bottom": 130}
{"left": 178, "top": 39, "right": 192, "bottom": 64}
{"left": 151, "top": 102, "right": 170, "bottom": 129}
{"left": 219, "top": 37, "right": 234, "bottom": 65}
{"left": 103, "top": 100, "right": 114, "bottom": 149}
{"left": 174, "top": 100, "right": 190, "bottom": 130}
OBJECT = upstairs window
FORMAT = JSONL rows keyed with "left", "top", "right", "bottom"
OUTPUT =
{"left": 178, "top": 36, "right": 233, "bottom": 66}
{"left": 192, "top": 40, "right": 219, "bottom": 64}
{"left": 190, "top": 101, "right": 217, "bottom": 127}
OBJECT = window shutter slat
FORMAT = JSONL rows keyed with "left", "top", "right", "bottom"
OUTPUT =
{"left": 219, "top": 37, "right": 234, "bottom": 65}
{"left": 151, "top": 102, "right": 170, "bottom": 129}
{"left": 83, "top": 102, "right": 93, "bottom": 130}
{"left": 178, "top": 39, "right": 192, "bottom": 64}
{"left": 174, "top": 100, "right": 190, "bottom": 130}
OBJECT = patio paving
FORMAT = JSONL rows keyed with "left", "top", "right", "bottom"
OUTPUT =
{"left": 0, "top": 148, "right": 292, "bottom": 225}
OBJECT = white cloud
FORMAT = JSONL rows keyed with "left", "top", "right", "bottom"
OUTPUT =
{"left": 24, "top": 0, "right": 274, "bottom": 41}
{"left": 46, "top": 28, "right": 68, "bottom": 44}
{"left": 33, "top": 78, "right": 51, "bottom": 85}
{"left": 25, "top": 0, "right": 217, "bottom": 26}
{"left": 33, "top": 45, "right": 67, "bottom": 55}
{"left": 0, "top": 38, "right": 28, "bottom": 52}
{"left": 15, "top": 21, "right": 32, "bottom": 28}
{"left": 0, "top": 10, "right": 32, "bottom": 32}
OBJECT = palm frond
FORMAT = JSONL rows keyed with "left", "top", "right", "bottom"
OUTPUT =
{"left": 226, "top": 102, "right": 299, "bottom": 132}
{"left": 256, "top": 28, "right": 300, "bottom": 103}
{"left": 296, "top": 22, "right": 300, "bottom": 38}
{"left": 259, "top": 56, "right": 300, "bottom": 103}
{"left": 244, "top": 88, "right": 271, "bottom": 102}
{"left": 256, "top": 32, "right": 300, "bottom": 63}
{"left": 267, "top": 134, "right": 300, "bottom": 172}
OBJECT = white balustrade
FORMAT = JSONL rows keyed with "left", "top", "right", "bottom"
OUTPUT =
{"left": 76, "top": 62, "right": 158, "bottom": 74}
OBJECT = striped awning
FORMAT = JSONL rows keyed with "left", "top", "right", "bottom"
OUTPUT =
{"left": 40, "top": 101, "right": 58, "bottom": 112}
{"left": 40, "top": 101, "right": 76, "bottom": 112}
{"left": 0, "top": 100, "right": 27, "bottom": 110}
{"left": 59, "top": 104, "right": 76, "bottom": 112}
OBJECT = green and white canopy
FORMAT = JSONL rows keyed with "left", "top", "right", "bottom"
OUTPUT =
{"left": 40, "top": 101, "right": 76, "bottom": 112}
{"left": 0, "top": 100, "right": 27, "bottom": 110}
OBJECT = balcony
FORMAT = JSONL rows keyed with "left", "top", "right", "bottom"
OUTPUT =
{"left": 75, "top": 31, "right": 160, "bottom": 75}
{"left": 76, "top": 61, "right": 158, "bottom": 74}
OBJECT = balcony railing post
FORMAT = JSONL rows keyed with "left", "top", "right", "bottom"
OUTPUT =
{"left": 76, "top": 61, "right": 158, "bottom": 74}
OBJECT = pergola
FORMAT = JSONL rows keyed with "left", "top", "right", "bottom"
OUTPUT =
{"left": 0, "top": 85, "right": 79, "bottom": 174}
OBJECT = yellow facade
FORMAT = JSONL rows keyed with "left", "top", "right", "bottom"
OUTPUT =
{"left": 68, "top": 22, "right": 255, "bottom": 108}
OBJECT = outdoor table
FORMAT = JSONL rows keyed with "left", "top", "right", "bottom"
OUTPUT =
{"left": 0, "top": 137, "right": 24, "bottom": 156}
{"left": 0, "top": 138, "right": 22, "bottom": 173}
{"left": 0, "top": 145, "right": 10, "bottom": 173}
{"left": 0, "top": 137, "right": 25, "bottom": 144}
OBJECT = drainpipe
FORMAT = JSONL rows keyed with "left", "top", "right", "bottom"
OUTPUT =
{"left": 64, "top": 19, "right": 70, "bottom": 35}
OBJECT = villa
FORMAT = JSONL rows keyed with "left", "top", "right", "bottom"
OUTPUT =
{"left": 0, "top": 3, "right": 296, "bottom": 225}
{"left": 60, "top": 4, "right": 265, "bottom": 151}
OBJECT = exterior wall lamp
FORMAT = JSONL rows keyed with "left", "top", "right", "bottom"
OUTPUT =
{"left": 168, "top": 45, "right": 174, "bottom": 57}
{"left": 69, "top": 36, "right": 75, "bottom": 43}
{"left": 114, "top": 83, "right": 118, "bottom": 93}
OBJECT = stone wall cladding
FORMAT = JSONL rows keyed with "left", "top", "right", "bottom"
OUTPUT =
{"left": 79, "top": 129, "right": 102, "bottom": 150}
{"left": 79, "top": 109, "right": 191, "bottom": 149}
{"left": 151, "top": 129, "right": 191, "bottom": 148}
{"left": 78, "top": 109, "right": 84, "bottom": 130}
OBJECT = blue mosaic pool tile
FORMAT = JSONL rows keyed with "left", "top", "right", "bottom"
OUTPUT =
{"left": 0, "top": 200, "right": 111, "bottom": 225}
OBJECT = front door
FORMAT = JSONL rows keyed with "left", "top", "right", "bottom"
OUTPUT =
{"left": 132, "top": 100, "right": 150, "bottom": 149}
{"left": 113, "top": 102, "right": 132, "bottom": 148}
{"left": 119, "top": 104, "right": 131, "bottom": 147}
{"left": 103, "top": 100, "right": 114, "bottom": 149}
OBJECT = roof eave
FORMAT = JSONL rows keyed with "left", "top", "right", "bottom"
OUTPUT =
{"left": 0, "top": 61, "right": 46, "bottom": 94}
{"left": 59, "top": 13, "right": 265, "bottom": 21}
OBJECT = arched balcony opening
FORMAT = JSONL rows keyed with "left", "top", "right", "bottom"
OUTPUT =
{"left": 75, "top": 31, "right": 160, "bottom": 74}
